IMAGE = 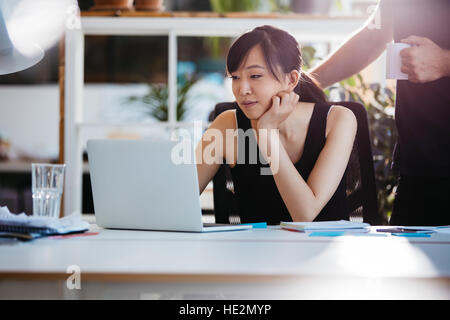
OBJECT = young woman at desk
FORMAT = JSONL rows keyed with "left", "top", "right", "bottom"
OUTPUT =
{"left": 196, "top": 25, "right": 356, "bottom": 224}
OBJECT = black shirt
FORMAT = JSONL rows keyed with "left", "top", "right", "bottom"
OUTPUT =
{"left": 229, "top": 103, "right": 348, "bottom": 225}
{"left": 390, "top": 0, "right": 450, "bottom": 176}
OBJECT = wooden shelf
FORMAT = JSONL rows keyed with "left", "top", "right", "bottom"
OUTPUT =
{"left": 76, "top": 121, "right": 211, "bottom": 128}
{"left": 81, "top": 10, "right": 368, "bottom": 20}
{"left": 0, "top": 160, "right": 90, "bottom": 173}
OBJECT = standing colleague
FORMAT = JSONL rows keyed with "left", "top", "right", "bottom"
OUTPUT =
{"left": 311, "top": 0, "right": 450, "bottom": 226}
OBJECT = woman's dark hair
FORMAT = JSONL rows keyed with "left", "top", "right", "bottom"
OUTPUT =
{"left": 226, "top": 25, "right": 327, "bottom": 103}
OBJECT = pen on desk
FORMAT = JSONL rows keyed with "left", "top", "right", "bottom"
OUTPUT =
{"left": 240, "top": 222, "right": 267, "bottom": 229}
{"left": 392, "top": 233, "right": 431, "bottom": 238}
{"left": 376, "top": 228, "right": 434, "bottom": 234}
{"left": 376, "top": 228, "right": 413, "bottom": 233}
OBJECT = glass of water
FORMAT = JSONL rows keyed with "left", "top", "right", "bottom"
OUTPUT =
{"left": 32, "top": 163, "right": 66, "bottom": 218}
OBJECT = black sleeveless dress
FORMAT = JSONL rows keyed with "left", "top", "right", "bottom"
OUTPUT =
{"left": 229, "top": 103, "right": 348, "bottom": 225}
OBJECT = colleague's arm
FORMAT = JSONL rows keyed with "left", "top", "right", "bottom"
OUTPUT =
{"left": 310, "top": 0, "right": 393, "bottom": 88}
{"left": 257, "top": 106, "right": 357, "bottom": 222}
{"left": 195, "top": 110, "right": 236, "bottom": 194}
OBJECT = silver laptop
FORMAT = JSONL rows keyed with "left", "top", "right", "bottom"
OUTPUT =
{"left": 87, "top": 139, "right": 251, "bottom": 233}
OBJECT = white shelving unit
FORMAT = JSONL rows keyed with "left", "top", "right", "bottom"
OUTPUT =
{"left": 64, "top": 14, "right": 366, "bottom": 216}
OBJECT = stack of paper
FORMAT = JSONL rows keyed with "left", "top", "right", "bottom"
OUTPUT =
{"left": 280, "top": 220, "right": 370, "bottom": 232}
{"left": 0, "top": 206, "right": 89, "bottom": 240}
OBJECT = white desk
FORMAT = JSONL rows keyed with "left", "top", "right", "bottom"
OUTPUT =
{"left": 0, "top": 220, "right": 449, "bottom": 299}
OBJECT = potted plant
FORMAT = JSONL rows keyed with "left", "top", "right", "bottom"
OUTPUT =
{"left": 125, "top": 75, "right": 197, "bottom": 122}
{"left": 209, "top": 0, "right": 262, "bottom": 13}
{"left": 135, "top": 0, "right": 164, "bottom": 11}
{"left": 291, "top": 0, "right": 333, "bottom": 14}
{"left": 209, "top": 0, "right": 290, "bottom": 14}
{"left": 91, "top": 0, "right": 134, "bottom": 10}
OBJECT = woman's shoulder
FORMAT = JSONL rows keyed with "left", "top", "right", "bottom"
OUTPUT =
{"left": 209, "top": 109, "right": 237, "bottom": 131}
{"left": 328, "top": 104, "right": 355, "bottom": 117}
{"left": 325, "top": 104, "right": 357, "bottom": 137}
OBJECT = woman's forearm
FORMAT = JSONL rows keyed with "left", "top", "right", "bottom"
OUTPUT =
{"left": 257, "top": 129, "right": 319, "bottom": 221}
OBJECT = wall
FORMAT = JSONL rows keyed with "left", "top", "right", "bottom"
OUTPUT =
{"left": 0, "top": 85, "right": 59, "bottom": 160}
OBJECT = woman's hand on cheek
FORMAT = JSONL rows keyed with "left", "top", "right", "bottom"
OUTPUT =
{"left": 257, "top": 91, "right": 299, "bottom": 130}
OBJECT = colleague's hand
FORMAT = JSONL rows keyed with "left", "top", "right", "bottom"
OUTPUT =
{"left": 256, "top": 91, "right": 299, "bottom": 130}
{"left": 400, "top": 36, "right": 450, "bottom": 83}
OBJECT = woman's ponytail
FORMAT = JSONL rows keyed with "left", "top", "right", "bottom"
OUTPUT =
{"left": 294, "top": 72, "right": 328, "bottom": 103}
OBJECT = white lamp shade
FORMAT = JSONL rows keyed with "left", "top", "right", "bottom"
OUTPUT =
{"left": 0, "top": 4, "right": 44, "bottom": 75}
{"left": 0, "top": 41, "right": 44, "bottom": 75}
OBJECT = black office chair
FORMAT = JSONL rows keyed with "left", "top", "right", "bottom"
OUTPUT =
{"left": 208, "top": 101, "right": 381, "bottom": 225}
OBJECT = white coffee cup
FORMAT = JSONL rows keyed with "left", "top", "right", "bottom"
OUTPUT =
{"left": 386, "top": 43, "right": 411, "bottom": 80}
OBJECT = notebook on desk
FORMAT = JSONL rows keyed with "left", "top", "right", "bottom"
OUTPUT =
{"left": 87, "top": 139, "right": 251, "bottom": 233}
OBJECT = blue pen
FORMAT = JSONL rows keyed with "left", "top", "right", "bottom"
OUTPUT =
{"left": 309, "top": 231, "right": 345, "bottom": 237}
{"left": 392, "top": 233, "right": 431, "bottom": 238}
{"left": 240, "top": 222, "right": 267, "bottom": 229}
